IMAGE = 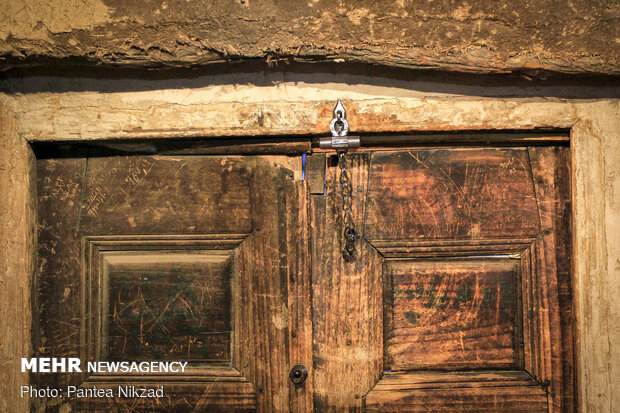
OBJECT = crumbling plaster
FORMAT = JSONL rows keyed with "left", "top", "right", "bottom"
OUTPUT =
{"left": 0, "top": 73, "right": 618, "bottom": 412}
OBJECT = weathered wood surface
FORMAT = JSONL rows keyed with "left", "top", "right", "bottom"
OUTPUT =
{"left": 364, "top": 147, "right": 573, "bottom": 412}
{"left": 7, "top": 97, "right": 585, "bottom": 142}
{"left": 0, "top": 0, "right": 618, "bottom": 75}
{"left": 0, "top": 106, "right": 35, "bottom": 413}
{"left": 92, "top": 138, "right": 312, "bottom": 156}
{"left": 311, "top": 153, "right": 383, "bottom": 411}
{"left": 36, "top": 153, "right": 309, "bottom": 412}
{"left": 364, "top": 148, "right": 541, "bottom": 243}
{"left": 1, "top": 91, "right": 615, "bottom": 413}
{"left": 520, "top": 236, "right": 566, "bottom": 412}
{"left": 36, "top": 156, "right": 90, "bottom": 391}
{"left": 385, "top": 259, "right": 520, "bottom": 370}
{"left": 305, "top": 153, "right": 326, "bottom": 195}
{"left": 285, "top": 179, "right": 314, "bottom": 413}
{"left": 79, "top": 155, "right": 252, "bottom": 235}
{"left": 77, "top": 367, "right": 257, "bottom": 412}
{"left": 364, "top": 371, "right": 548, "bottom": 412}
{"left": 528, "top": 146, "right": 574, "bottom": 412}
{"left": 234, "top": 156, "right": 311, "bottom": 413}
{"left": 104, "top": 252, "right": 233, "bottom": 361}
{"left": 513, "top": 146, "right": 574, "bottom": 413}
{"left": 571, "top": 116, "right": 620, "bottom": 413}
{"left": 82, "top": 235, "right": 248, "bottom": 370}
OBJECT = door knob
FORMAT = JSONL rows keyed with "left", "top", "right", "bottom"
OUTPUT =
{"left": 289, "top": 365, "right": 308, "bottom": 386}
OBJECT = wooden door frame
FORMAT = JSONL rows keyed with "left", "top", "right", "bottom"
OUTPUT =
{"left": 1, "top": 96, "right": 618, "bottom": 412}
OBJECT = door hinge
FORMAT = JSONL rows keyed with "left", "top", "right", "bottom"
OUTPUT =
{"left": 318, "top": 100, "right": 360, "bottom": 150}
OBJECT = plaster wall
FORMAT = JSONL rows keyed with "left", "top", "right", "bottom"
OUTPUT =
{"left": 0, "top": 73, "right": 618, "bottom": 411}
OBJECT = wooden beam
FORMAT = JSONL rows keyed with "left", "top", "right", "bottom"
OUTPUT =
{"left": 0, "top": 1, "right": 618, "bottom": 75}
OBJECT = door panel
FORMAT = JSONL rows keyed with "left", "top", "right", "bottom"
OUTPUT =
{"left": 36, "top": 154, "right": 311, "bottom": 412}
{"left": 364, "top": 371, "right": 548, "bottom": 413}
{"left": 364, "top": 149, "right": 541, "bottom": 242}
{"left": 306, "top": 147, "right": 572, "bottom": 412}
{"left": 385, "top": 258, "right": 521, "bottom": 371}
{"left": 359, "top": 147, "right": 572, "bottom": 413}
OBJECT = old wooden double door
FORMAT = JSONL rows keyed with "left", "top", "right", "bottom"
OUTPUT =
{"left": 37, "top": 142, "right": 574, "bottom": 412}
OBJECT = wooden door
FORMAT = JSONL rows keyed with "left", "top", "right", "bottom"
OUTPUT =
{"left": 310, "top": 147, "right": 574, "bottom": 412}
{"left": 36, "top": 152, "right": 312, "bottom": 412}
{"left": 36, "top": 143, "right": 574, "bottom": 412}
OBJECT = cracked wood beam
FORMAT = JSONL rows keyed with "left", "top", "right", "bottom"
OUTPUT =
{"left": 0, "top": 0, "right": 618, "bottom": 75}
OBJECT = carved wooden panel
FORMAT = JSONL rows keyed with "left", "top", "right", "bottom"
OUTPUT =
{"left": 365, "top": 148, "right": 541, "bottom": 247}
{"left": 361, "top": 147, "right": 573, "bottom": 413}
{"left": 83, "top": 235, "right": 245, "bottom": 365}
{"left": 77, "top": 367, "right": 257, "bottom": 412}
{"left": 364, "top": 371, "right": 548, "bottom": 412}
{"left": 37, "top": 154, "right": 309, "bottom": 412}
{"left": 385, "top": 259, "right": 521, "bottom": 370}
{"left": 104, "top": 251, "right": 232, "bottom": 361}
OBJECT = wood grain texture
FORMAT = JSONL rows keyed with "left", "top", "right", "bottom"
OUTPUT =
{"left": 311, "top": 153, "right": 383, "bottom": 412}
{"left": 572, "top": 115, "right": 620, "bottom": 413}
{"left": 364, "top": 146, "right": 573, "bottom": 412}
{"left": 385, "top": 259, "right": 520, "bottom": 370}
{"left": 1, "top": 90, "right": 614, "bottom": 413}
{"left": 37, "top": 154, "right": 307, "bottom": 412}
{"left": 83, "top": 235, "right": 247, "bottom": 368}
{"left": 521, "top": 234, "right": 567, "bottom": 413}
{"left": 75, "top": 367, "right": 257, "bottom": 412}
{"left": 104, "top": 252, "right": 233, "bottom": 362}
{"left": 528, "top": 146, "right": 574, "bottom": 412}
{"left": 365, "top": 148, "right": 540, "bottom": 243}
{"left": 515, "top": 146, "right": 573, "bottom": 413}
{"left": 0, "top": 0, "right": 618, "bottom": 75}
{"left": 10, "top": 97, "right": 581, "bottom": 143}
{"left": 285, "top": 180, "right": 314, "bottom": 413}
{"left": 305, "top": 154, "right": 326, "bottom": 195}
{"left": 234, "top": 156, "right": 308, "bottom": 413}
{"left": 0, "top": 106, "right": 35, "bottom": 413}
{"left": 79, "top": 155, "right": 252, "bottom": 235}
{"left": 364, "top": 371, "right": 548, "bottom": 412}
{"left": 36, "top": 156, "right": 89, "bottom": 391}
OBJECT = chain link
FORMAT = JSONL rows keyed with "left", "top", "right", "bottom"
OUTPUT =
{"left": 338, "top": 151, "right": 357, "bottom": 262}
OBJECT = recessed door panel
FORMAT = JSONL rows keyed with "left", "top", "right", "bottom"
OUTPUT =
{"left": 386, "top": 258, "right": 520, "bottom": 371}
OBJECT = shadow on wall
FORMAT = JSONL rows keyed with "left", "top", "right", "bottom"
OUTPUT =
{"left": 1, "top": 61, "right": 620, "bottom": 99}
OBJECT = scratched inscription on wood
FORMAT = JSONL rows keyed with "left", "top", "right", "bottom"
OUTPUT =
{"left": 386, "top": 259, "right": 520, "bottom": 370}
{"left": 80, "top": 156, "right": 252, "bottom": 235}
{"left": 104, "top": 252, "right": 232, "bottom": 361}
{"left": 365, "top": 149, "right": 540, "bottom": 241}
{"left": 37, "top": 153, "right": 309, "bottom": 412}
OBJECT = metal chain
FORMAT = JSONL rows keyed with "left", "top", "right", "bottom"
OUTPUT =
{"left": 338, "top": 151, "right": 357, "bottom": 262}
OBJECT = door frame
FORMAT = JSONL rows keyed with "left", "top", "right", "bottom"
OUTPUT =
{"left": 1, "top": 95, "right": 618, "bottom": 412}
